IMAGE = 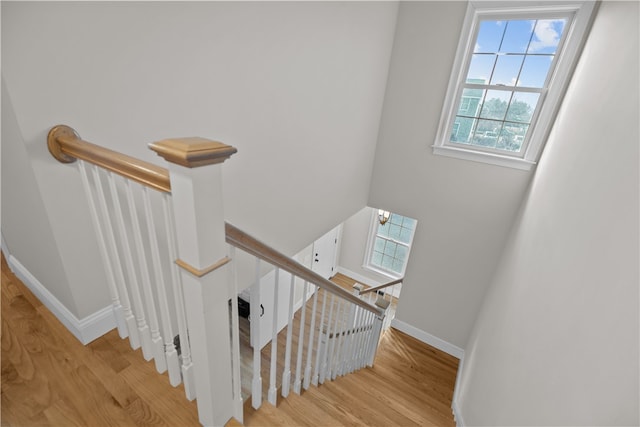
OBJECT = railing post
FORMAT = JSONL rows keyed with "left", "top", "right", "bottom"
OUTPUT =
{"left": 150, "top": 137, "right": 237, "bottom": 427}
{"left": 367, "top": 315, "right": 384, "bottom": 367}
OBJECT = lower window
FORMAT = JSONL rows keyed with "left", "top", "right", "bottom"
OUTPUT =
{"left": 364, "top": 209, "right": 417, "bottom": 278}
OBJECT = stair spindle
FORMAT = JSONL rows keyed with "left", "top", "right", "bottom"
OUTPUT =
{"left": 281, "top": 274, "right": 295, "bottom": 397}
{"left": 268, "top": 268, "right": 280, "bottom": 405}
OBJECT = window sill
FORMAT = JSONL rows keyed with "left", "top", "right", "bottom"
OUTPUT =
{"left": 432, "top": 145, "right": 536, "bottom": 171}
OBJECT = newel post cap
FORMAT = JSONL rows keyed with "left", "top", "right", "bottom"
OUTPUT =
{"left": 149, "top": 137, "right": 237, "bottom": 168}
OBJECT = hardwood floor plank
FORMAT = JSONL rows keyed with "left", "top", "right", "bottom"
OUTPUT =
{"left": 43, "top": 397, "right": 91, "bottom": 427}
{"left": 2, "top": 254, "right": 458, "bottom": 427}
{"left": 1, "top": 254, "right": 200, "bottom": 427}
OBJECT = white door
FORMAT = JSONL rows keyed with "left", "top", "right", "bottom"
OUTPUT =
{"left": 311, "top": 225, "right": 340, "bottom": 280}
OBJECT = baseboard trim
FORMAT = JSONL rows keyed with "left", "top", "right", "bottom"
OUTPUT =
{"left": 451, "top": 353, "right": 466, "bottom": 426}
{"left": 390, "top": 318, "right": 464, "bottom": 360}
{"left": 6, "top": 254, "right": 116, "bottom": 344}
{"left": 452, "top": 400, "right": 465, "bottom": 427}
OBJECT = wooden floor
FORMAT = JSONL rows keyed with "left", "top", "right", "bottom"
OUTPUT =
{"left": 238, "top": 273, "right": 398, "bottom": 401}
{"left": 2, "top": 255, "right": 458, "bottom": 426}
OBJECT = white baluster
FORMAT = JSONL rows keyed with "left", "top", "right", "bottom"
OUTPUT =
{"left": 312, "top": 289, "right": 328, "bottom": 386}
{"left": 227, "top": 245, "right": 243, "bottom": 423}
{"left": 328, "top": 299, "right": 343, "bottom": 380}
{"left": 77, "top": 161, "right": 127, "bottom": 339}
{"left": 90, "top": 165, "right": 135, "bottom": 343}
{"left": 319, "top": 294, "right": 336, "bottom": 384}
{"left": 281, "top": 274, "right": 295, "bottom": 397}
{"left": 107, "top": 171, "right": 150, "bottom": 353}
{"left": 352, "top": 309, "right": 363, "bottom": 371}
{"left": 356, "top": 309, "right": 369, "bottom": 371}
{"left": 251, "top": 259, "right": 262, "bottom": 409}
{"left": 342, "top": 303, "right": 357, "bottom": 376}
{"left": 342, "top": 304, "right": 357, "bottom": 375}
{"left": 359, "top": 311, "right": 374, "bottom": 370}
{"left": 303, "top": 286, "right": 318, "bottom": 390}
{"left": 267, "top": 268, "right": 280, "bottom": 406}
{"left": 125, "top": 180, "right": 164, "bottom": 366}
{"left": 142, "top": 187, "right": 177, "bottom": 377}
{"left": 162, "top": 194, "right": 195, "bottom": 399}
{"left": 293, "top": 280, "right": 308, "bottom": 394}
{"left": 332, "top": 301, "right": 348, "bottom": 380}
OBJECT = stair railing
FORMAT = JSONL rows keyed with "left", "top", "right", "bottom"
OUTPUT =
{"left": 47, "top": 125, "right": 240, "bottom": 426}
{"left": 47, "top": 124, "right": 386, "bottom": 425}
{"left": 356, "top": 277, "right": 403, "bottom": 330}
{"left": 225, "top": 223, "right": 385, "bottom": 409}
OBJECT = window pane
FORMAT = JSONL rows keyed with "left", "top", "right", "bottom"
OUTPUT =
{"left": 457, "top": 88, "right": 483, "bottom": 116}
{"left": 389, "top": 214, "right": 403, "bottom": 226}
{"left": 475, "top": 20, "right": 504, "bottom": 53}
{"left": 388, "top": 224, "right": 402, "bottom": 241}
{"left": 383, "top": 241, "right": 398, "bottom": 257}
{"left": 451, "top": 116, "right": 476, "bottom": 143}
{"left": 399, "top": 227, "right": 412, "bottom": 244}
{"left": 374, "top": 237, "right": 386, "bottom": 253}
{"left": 505, "top": 92, "right": 539, "bottom": 123}
{"left": 518, "top": 55, "right": 553, "bottom": 88}
{"left": 381, "top": 255, "right": 394, "bottom": 270}
{"left": 500, "top": 20, "right": 535, "bottom": 53}
{"left": 472, "top": 119, "right": 503, "bottom": 148}
{"left": 403, "top": 217, "right": 417, "bottom": 229}
{"left": 490, "top": 54, "right": 524, "bottom": 86}
{"left": 391, "top": 259, "right": 404, "bottom": 274}
{"left": 479, "top": 90, "right": 511, "bottom": 120}
{"left": 395, "top": 245, "right": 408, "bottom": 261}
{"left": 377, "top": 223, "right": 390, "bottom": 238}
{"left": 467, "top": 55, "right": 495, "bottom": 84}
{"left": 371, "top": 251, "right": 383, "bottom": 267}
{"left": 500, "top": 123, "right": 529, "bottom": 152}
{"left": 528, "top": 19, "right": 567, "bottom": 54}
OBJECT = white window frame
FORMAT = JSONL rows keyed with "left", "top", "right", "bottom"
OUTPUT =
{"left": 432, "top": 1, "right": 597, "bottom": 170}
{"left": 363, "top": 210, "right": 417, "bottom": 279}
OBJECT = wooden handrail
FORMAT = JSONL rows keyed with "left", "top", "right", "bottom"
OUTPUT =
{"left": 359, "top": 277, "right": 404, "bottom": 295}
{"left": 225, "top": 222, "right": 384, "bottom": 317}
{"left": 47, "top": 124, "right": 378, "bottom": 315}
{"left": 48, "top": 125, "right": 171, "bottom": 193}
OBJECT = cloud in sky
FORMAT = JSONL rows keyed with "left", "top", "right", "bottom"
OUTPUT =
{"left": 529, "top": 19, "right": 565, "bottom": 52}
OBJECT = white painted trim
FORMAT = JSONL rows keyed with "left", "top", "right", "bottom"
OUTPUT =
{"left": 451, "top": 354, "right": 466, "bottom": 427}
{"left": 1, "top": 232, "right": 9, "bottom": 255}
{"left": 432, "top": 145, "right": 536, "bottom": 171}
{"left": 337, "top": 266, "right": 404, "bottom": 299}
{"left": 335, "top": 266, "right": 383, "bottom": 288}
{"left": 390, "top": 318, "right": 464, "bottom": 360}
{"left": 5, "top": 254, "right": 116, "bottom": 344}
{"left": 452, "top": 400, "right": 466, "bottom": 427}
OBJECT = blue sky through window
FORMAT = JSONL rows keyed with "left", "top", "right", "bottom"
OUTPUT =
{"left": 471, "top": 19, "right": 567, "bottom": 87}
{"left": 451, "top": 17, "right": 567, "bottom": 152}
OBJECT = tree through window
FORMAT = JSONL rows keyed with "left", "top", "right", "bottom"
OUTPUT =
{"left": 433, "top": 2, "right": 597, "bottom": 170}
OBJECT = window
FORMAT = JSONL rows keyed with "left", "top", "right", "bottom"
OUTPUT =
{"left": 433, "top": 1, "right": 596, "bottom": 170}
{"left": 365, "top": 210, "right": 417, "bottom": 278}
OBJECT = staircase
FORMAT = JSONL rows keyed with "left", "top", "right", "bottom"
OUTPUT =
{"left": 46, "top": 125, "right": 387, "bottom": 426}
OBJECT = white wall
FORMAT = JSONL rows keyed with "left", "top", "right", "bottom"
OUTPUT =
{"left": 368, "top": 1, "right": 534, "bottom": 349}
{"left": 1, "top": 2, "right": 398, "bottom": 318}
{"left": 2, "top": 78, "right": 90, "bottom": 315}
{"left": 455, "top": 2, "right": 639, "bottom": 425}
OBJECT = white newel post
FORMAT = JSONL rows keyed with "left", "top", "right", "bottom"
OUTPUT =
{"left": 150, "top": 138, "right": 238, "bottom": 427}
